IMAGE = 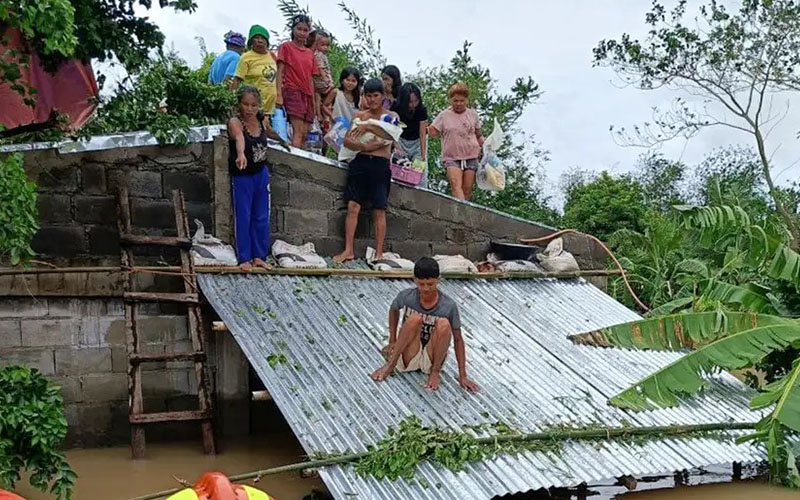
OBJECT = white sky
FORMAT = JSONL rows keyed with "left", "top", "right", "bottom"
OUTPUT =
{"left": 138, "top": 0, "right": 800, "bottom": 198}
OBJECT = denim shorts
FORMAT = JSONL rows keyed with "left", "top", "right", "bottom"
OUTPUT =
{"left": 443, "top": 158, "right": 480, "bottom": 171}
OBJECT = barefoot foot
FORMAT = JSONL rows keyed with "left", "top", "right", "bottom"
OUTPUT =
{"left": 252, "top": 258, "right": 271, "bottom": 270}
{"left": 333, "top": 251, "right": 355, "bottom": 265}
{"left": 239, "top": 261, "right": 253, "bottom": 271}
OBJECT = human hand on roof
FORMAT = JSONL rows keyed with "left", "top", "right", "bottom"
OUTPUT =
{"left": 458, "top": 376, "right": 479, "bottom": 393}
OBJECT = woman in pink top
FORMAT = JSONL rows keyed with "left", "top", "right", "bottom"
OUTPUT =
{"left": 276, "top": 14, "right": 319, "bottom": 148}
{"left": 428, "top": 82, "right": 484, "bottom": 200}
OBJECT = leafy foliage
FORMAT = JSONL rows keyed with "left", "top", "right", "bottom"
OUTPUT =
{"left": 0, "top": 365, "right": 76, "bottom": 499}
{"left": 83, "top": 52, "right": 235, "bottom": 144}
{"left": 0, "top": 153, "right": 38, "bottom": 264}
{"left": 562, "top": 171, "right": 647, "bottom": 241}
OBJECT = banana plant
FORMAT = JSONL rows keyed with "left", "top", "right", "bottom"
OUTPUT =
{"left": 570, "top": 205, "right": 800, "bottom": 486}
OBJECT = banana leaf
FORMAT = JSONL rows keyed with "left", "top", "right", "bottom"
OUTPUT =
{"left": 645, "top": 296, "right": 695, "bottom": 317}
{"left": 609, "top": 324, "right": 800, "bottom": 410}
{"left": 568, "top": 311, "right": 792, "bottom": 350}
{"left": 702, "top": 280, "right": 776, "bottom": 314}
{"left": 751, "top": 359, "right": 800, "bottom": 433}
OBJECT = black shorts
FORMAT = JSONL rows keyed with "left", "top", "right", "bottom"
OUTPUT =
{"left": 344, "top": 153, "right": 391, "bottom": 209}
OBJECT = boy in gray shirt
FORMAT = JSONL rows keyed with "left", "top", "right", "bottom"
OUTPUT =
{"left": 371, "top": 257, "right": 479, "bottom": 392}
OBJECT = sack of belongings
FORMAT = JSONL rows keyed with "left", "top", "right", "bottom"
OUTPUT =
{"left": 272, "top": 240, "right": 327, "bottom": 269}
{"left": 366, "top": 247, "right": 415, "bottom": 272}
{"left": 536, "top": 238, "right": 579, "bottom": 272}
{"left": 434, "top": 254, "right": 478, "bottom": 274}
{"left": 191, "top": 220, "right": 238, "bottom": 266}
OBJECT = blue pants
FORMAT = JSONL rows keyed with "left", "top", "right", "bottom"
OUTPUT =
{"left": 231, "top": 168, "right": 270, "bottom": 263}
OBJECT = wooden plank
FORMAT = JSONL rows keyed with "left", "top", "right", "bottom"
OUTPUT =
{"left": 120, "top": 234, "right": 192, "bottom": 248}
{"left": 129, "top": 410, "right": 212, "bottom": 424}
{"left": 123, "top": 292, "right": 199, "bottom": 304}
{"left": 129, "top": 352, "right": 206, "bottom": 363}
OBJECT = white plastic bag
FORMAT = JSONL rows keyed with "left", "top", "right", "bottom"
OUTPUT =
{"left": 434, "top": 255, "right": 478, "bottom": 274}
{"left": 366, "top": 247, "right": 414, "bottom": 272}
{"left": 476, "top": 118, "right": 506, "bottom": 192}
{"left": 536, "top": 238, "right": 579, "bottom": 272}
{"left": 191, "top": 219, "right": 238, "bottom": 266}
{"left": 324, "top": 117, "right": 349, "bottom": 152}
{"left": 271, "top": 240, "right": 327, "bottom": 269}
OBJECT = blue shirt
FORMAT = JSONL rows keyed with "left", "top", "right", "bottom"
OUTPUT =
{"left": 208, "top": 50, "right": 241, "bottom": 84}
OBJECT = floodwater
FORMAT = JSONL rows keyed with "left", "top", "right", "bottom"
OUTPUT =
{"left": 8, "top": 401, "right": 798, "bottom": 500}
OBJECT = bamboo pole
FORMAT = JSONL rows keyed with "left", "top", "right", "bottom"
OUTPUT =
{"left": 130, "top": 421, "right": 757, "bottom": 500}
{"left": 0, "top": 266, "right": 620, "bottom": 279}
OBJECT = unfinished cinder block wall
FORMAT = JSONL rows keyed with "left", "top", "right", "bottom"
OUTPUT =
{"left": 0, "top": 135, "right": 607, "bottom": 446}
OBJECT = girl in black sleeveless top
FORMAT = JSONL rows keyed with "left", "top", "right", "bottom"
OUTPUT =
{"left": 228, "top": 85, "right": 290, "bottom": 270}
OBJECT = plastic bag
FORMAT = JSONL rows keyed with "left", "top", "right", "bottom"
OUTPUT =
{"left": 306, "top": 119, "right": 323, "bottom": 155}
{"left": 271, "top": 108, "right": 289, "bottom": 141}
{"left": 324, "top": 116, "right": 349, "bottom": 152}
{"left": 191, "top": 220, "right": 238, "bottom": 266}
{"left": 476, "top": 118, "right": 506, "bottom": 192}
{"left": 272, "top": 240, "right": 327, "bottom": 269}
{"left": 536, "top": 238, "right": 580, "bottom": 272}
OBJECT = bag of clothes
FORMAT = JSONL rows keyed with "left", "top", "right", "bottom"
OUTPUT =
{"left": 476, "top": 118, "right": 506, "bottom": 192}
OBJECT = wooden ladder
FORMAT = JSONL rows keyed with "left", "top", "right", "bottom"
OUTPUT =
{"left": 117, "top": 187, "right": 216, "bottom": 459}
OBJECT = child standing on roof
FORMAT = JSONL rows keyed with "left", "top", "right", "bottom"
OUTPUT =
{"left": 428, "top": 82, "right": 484, "bottom": 200}
{"left": 231, "top": 25, "right": 278, "bottom": 115}
{"left": 371, "top": 257, "right": 479, "bottom": 392}
{"left": 307, "top": 29, "right": 336, "bottom": 124}
{"left": 276, "top": 14, "right": 319, "bottom": 149}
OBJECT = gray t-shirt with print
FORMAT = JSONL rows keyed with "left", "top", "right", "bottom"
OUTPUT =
{"left": 391, "top": 288, "right": 461, "bottom": 347}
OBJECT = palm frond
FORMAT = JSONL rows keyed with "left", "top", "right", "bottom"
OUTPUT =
{"left": 609, "top": 324, "right": 800, "bottom": 410}
{"left": 569, "top": 311, "right": 792, "bottom": 350}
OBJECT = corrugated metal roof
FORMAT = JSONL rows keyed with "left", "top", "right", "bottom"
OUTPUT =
{"left": 198, "top": 274, "right": 766, "bottom": 499}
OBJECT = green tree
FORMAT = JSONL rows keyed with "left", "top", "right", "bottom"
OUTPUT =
{"left": 570, "top": 204, "right": 800, "bottom": 486}
{"left": 82, "top": 52, "right": 235, "bottom": 144}
{"left": 633, "top": 152, "right": 687, "bottom": 213}
{"left": 562, "top": 171, "right": 647, "bottom": 241}
{"left": 593, "top": 0, "right": 800, "bottom": 246}
{"left": 0, "top": 366, "right": 76, "bottom": 499}
{"left": 0, "top": 153, "right": 38, "bottom": 265}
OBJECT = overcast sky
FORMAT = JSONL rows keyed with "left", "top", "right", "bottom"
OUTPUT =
{"left": 138, "top": 0, "right": 799, "bottom": 198}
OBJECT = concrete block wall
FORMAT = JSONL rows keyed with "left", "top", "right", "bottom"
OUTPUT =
{"left": 14, "top": 143, "right": 214, "bottom": 266}
{"left": 0, "top": 297, "right": 208, "bottom": 446}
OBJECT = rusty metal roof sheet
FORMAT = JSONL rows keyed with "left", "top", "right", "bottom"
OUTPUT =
{"left": 198, "top": 274, "right": 765, "bottom": 499}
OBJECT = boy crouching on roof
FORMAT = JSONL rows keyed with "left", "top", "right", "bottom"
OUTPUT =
{"left": 371, "top": 257, "right": 479, "bottom": 392}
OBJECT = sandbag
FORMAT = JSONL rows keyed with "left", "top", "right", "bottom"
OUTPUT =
{"left": 486, "top": 252, "right": 542, "bottom": 272}
{"left": 434, "top": 255, "right": 478, "bottom": 274}
{"left": 536, "top": 238, "right": 579, "bottom": 272}
{"left": 366, "top": 247, "right": 414, "bottom": 272}
{"left": 191, "top": 220, "right": 238, "bottom": 266}
{"left": 272, "top": 240, "right": 327, "bottom": 269}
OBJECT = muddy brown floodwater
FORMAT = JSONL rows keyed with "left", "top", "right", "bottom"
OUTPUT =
{"left": 12, "top": 432, "right": 325, "bottom": 500}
